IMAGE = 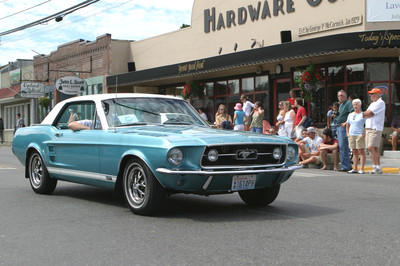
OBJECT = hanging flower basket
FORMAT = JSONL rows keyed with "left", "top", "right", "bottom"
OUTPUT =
{"left": 295, "top": 64, "right": 327, "bottom": 102}
{"left": 182, "top": 81, "right": 204, "bottom": 100}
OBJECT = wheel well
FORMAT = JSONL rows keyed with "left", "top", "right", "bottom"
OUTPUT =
{"left": 25, "top": 148, "right": 39, "bottom": 179}
{"left": 114, "top": 155, "right": 143, "bottom": 197}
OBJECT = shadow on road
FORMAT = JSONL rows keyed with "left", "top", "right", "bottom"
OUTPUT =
{"left": 50, "top": 184, "right": 343, "bottom": 221}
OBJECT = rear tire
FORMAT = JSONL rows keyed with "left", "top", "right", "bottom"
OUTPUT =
{"left": 122, "top": 158, "right": 165, "bottom": 216}
{"left": 239, "top": 184, "right": 280, "bottom": 206}
{"left": 28, "top": 151, "right": 57, "bottom": 194}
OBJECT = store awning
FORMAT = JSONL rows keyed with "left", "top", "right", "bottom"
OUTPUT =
{"left": 0, "top": 87, "right": 21, "bottom": 102}
{"left": 106, "top": 30, "right": 400, "bottom": 87}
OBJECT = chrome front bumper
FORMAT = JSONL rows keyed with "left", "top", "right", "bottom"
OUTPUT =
{"left": 156, "top": 165, "right": 302, "bottom": 175}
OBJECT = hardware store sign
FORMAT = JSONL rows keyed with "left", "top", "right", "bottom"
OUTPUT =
{"left": 55, "top": 76, "right": 87, "bottom": 95}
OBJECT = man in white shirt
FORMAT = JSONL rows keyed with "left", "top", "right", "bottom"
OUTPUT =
{"left": 240, "top": 95, "right": 254, "bottom": 131}
{"left": 299, "top": 127, "right": 323, "bottom": 166}
{"left": 362, "top": 88, "right": 386, "bottom": 174}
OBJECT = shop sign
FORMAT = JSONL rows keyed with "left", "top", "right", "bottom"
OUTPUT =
{"left": 204, "top": 0, "right": 338, "bottom": 33}
{"left": 10, "top": 69, "right": 20, "bottom": 85}
{"left": 367, "top": 0, "right": 400, "bottom": 22}
{"left": 55, "top": 76, "right": 87, "bottom": 95}
{"left": 178, "top": 60, "right": 206, "bottom": 74}
{"left": 20, "top": 82, "right": 45, "bottom": 98}
{"left": 299, "top": 15, "right": 363, "bottom": 36}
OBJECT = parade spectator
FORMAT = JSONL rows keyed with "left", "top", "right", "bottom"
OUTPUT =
{"left": 250, "top": 101, "right": 264, "bottom": 133}
{"left": 390, "top": 114, "right": 400, "bottom": 151}
{"left": 319, "top": 128, "right": 339, "bottom": 171}
{"left": 294, "top": 98, "right": 306, "bottom": 138}
{"left": 283, "top": 101, "right": 296, "bottom": 139}
{"left": 326, "top": 102, "right": 339, "bottom": 138}
{"left": 336, "top": 90, "right": 353, "bottom": 171}
{"left": 287, "top": 89, "right": 298, "bottom": 112}
{"left": 276, "top": 101, "right": 286, "bottom": 136}
{"left": 295, "top": 128, "right": 310, "bottom": 161}
{"left": 215, "top": 104, "right": 232, "bottom": 129}
{"left": 266, "top": 126, "right": 278, "bottom": 135}
{"left": 233, "top": 103, "right": 247, "bottom": 131}
{"left": 346, "top": 99, "right": 366, "bottom": 174}
{"left": 198, "top": 107, "right": 208, "bottom": 121}
{"left": 363, "top": 88, "right": 386, "bottom": 174}
{"left": 262, "top": 119, "right": 272, "bottom": 134}
{"left": 240, "top": 95, "right": 254, "bottom": 131}
{"left": 299, "top": 127, "right": 323, "bottom": 167}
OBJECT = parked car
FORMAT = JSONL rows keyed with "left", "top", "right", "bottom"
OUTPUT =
{"left": 12, "top": 94, "right": 301, "bottom": 215}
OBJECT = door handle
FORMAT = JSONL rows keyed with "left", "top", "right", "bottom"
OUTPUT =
{"left": 55, "top": 133, "right": 63, "bottom": 137}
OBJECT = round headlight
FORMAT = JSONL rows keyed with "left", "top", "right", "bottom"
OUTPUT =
{"left": 207, "top": 149, "right": 218, "bottom": 162}
{"left": 287, "top": 146, "right": 296, "bottom": 161}
{"left": 167, "top": 148, "right": 184, "bottom": 166}
{"left": 272, "top": 147, "right": 282, "bottom": 160}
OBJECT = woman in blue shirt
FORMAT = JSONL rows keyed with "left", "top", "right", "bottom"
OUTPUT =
{"left": 233, "top": 103, "right": 247, "bottom": 131}
{"left": 346, "top": 99, "right": 366, "bottom": 174}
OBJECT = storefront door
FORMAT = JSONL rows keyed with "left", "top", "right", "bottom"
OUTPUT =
{"left": 272, "top": 78, "right": 291, "bottom": 126}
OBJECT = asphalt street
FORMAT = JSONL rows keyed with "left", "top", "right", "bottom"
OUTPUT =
{"left": 1, "top": 146, "right": 400, "bottom": 265}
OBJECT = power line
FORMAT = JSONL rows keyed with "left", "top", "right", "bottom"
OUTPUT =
{"left": 1, "top": 0, "right": 133, "bottom": 43}
{"left": 0, "top": 0, "right": 100, "bottom": 36}
{"left": 0, "top": 0, "right": 52, "bottom": 21}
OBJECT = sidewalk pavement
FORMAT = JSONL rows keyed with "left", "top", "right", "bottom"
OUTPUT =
{"left": 1, "top": 141, "right": 399, "bottom": 174}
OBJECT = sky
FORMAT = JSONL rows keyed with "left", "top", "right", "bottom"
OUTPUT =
{"left": 0, "top": 0, "right": 194, "bottom": 66}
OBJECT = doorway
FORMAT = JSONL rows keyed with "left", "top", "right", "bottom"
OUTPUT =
{"left": 272, "top": 78, "right": 291, "bottom": 126}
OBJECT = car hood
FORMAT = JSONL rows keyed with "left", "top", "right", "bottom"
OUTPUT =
{"left": 116, "top": 125, "right": 290, "bottom": 146}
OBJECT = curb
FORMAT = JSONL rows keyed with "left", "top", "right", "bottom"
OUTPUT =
{"left": 358, "top": 167, "right": 399, "bottom": 174}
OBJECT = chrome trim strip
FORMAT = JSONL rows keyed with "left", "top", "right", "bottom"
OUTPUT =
{"left": 201, "top": 163, "right": 286, "bottom": 170}
{"left": 156, "top": 165, "right": 302, "bottom": 175}
{"left": 47, "top": 167, "right": 117, "bottom": 182}
{"left": 202, "top": 176, "right": 213, "bottom": 190}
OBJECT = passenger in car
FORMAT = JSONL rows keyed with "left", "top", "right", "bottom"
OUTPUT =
{"left": 68, "top": 120, "right": 93, "bottom": 131}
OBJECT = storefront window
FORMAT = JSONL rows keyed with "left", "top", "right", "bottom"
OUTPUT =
{"left": 216, "top": 81, "right": 227, "bottom": 95}
{"left": 347, "top": 84, "right": 366, "bottom": 108}
{"left": 228, "top": 79, "right": 239, "bottom": 95}
{"left": 328, "top": 66, "right": 344, "bottom": 84}
{"left": 242, "top": 77, "right": 254, "bottom": 93}
{"left": 367, "top": 62, "right": 389, "bottom": 81}
{"left": 327, "top": 86, "right": 343, "bottom": 107}
{"left": 310, "top": 87, "right": 326, "bottom": 125}
{"left": 255, "top": 75, "right": 269, "bottom": 92}
{"left": 346, "top": 63, "right": 364, "bottom": 82}
{"left": 391, "top": 62, "right": 400, "bottom": 81}
{"left": 205, "top": 82, "right": 214, "bottom": 96}
{"left": 391, "top": 83, "right": 400, "bottom": 117}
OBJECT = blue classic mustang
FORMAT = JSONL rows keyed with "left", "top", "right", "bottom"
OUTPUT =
{"left": 12, "top": 94, "right": 301, "bottom": 215}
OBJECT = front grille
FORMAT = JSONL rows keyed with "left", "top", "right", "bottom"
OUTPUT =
{"left": 201, "top": 144, "right": 286, "bottom": 168}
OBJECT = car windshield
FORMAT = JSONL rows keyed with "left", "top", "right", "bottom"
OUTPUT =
{"left": 102, "top": 97, "right": 207, "bottom": 128}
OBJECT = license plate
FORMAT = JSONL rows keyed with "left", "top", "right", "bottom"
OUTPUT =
{"left": 231, "top": 175, "right": 256, "bottom": 191}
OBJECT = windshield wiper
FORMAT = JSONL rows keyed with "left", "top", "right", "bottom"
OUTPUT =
{"left": 118, "top": 122, "right": 147, "bottom": 127}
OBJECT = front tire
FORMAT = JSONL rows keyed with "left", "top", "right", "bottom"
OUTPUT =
{"left": 122, "top": 158, "right": 165, "bottom": 215}
{"left": 28, "top": 151, "right": 57, "bottom": 194}
{"left": 239, "top": 184, "right": 280, "bottom": 206}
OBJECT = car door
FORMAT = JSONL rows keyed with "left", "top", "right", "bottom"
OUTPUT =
{"left": 46, "top": 101, "right": 102, "bottom": 186}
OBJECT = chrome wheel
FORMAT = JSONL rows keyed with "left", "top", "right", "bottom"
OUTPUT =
{"left": 125, "top": 162, "right": 147, "bottom": 206}
{"left": 28, "top": 151, "right": 57, "bottom": 194}
{"left": 30, "top": 153, "right": 43, "bottom": 189}
{"left": 122, "top": 158, "right": 165, "bottom": 215}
